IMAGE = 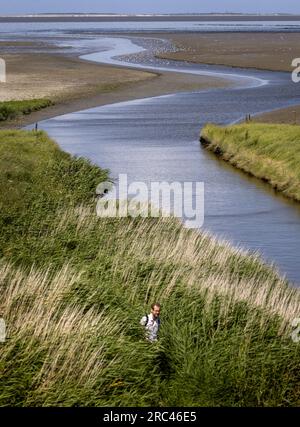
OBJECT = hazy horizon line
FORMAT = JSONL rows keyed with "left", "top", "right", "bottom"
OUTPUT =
{"left": 0, "top": 12, "right": 299, "bottom": 16}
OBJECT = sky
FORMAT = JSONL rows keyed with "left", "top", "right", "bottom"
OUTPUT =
{"left": 1, "top": 0, "right": 300, "bottom": 15}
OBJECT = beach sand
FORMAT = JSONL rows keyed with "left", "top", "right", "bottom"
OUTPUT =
{"left": 0, "top": 52, "right": 155, "bottom": 102}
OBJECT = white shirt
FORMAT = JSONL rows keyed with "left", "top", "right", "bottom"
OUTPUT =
{"left": 140, "top": 313, "right": 160, "bottom": 342}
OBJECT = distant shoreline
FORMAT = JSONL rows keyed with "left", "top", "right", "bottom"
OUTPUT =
{"left": 1, "top": 14, "right": 300, "bottom": 22}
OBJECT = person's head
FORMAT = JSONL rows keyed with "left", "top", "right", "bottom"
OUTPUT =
{"left": 151, "top": 303, "right": 161, "bottom": 319}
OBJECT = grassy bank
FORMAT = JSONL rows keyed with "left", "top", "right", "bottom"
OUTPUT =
{"left": 0, "top": 130, "right": 300, "bottom": 406}
{"left": 200, "top": 123, "right": 300, "bottom": 202}
{"left": 0, "top": 99, "right": 53, "bottom": 123}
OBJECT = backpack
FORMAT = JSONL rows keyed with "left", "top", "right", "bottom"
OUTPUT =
{"left": 145, "top": 314, "right": 160, "bottom": 327}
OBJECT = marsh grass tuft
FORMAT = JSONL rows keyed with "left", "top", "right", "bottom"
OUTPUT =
{"left": 0, "top": 99, "right": 53, "bottom": 122}
{"left": 200, "top": 123, "right": 300, "bottom": 202}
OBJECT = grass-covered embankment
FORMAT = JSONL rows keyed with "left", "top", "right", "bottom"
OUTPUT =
{"left": 200, "top": 123, "right": 300, "bottom": 202}
{"left": 0, "top": 129, "right": 300, "bottom": 407}
{"left": 0, "top": 99, "right": 53, "bottom": 122}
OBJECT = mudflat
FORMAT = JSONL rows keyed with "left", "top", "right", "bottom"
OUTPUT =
{"left": 0, "top": 42, "right": 229, "bottom": 127}
{"left": 253, "top": 105, "right": 300, "bottom": 125}
{"left": 1, "top": 30, "right": 300, "bottom": 126}
{"left": 153, "top": 32, "right": 300, "bottom": 123}
{"left": 156, "top": 32, "right": 300, "bottom": 72}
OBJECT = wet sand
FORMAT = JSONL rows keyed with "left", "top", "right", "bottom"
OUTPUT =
{"left": 253, "top": 104, "right": 300, "bottom": 125}
{"left": 155, "top": 33, "right": 300, "bottom": 72}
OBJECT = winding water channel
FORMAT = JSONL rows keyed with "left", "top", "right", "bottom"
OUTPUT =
{"left": 25, "top": 36, "right": 300, "bottom": 286}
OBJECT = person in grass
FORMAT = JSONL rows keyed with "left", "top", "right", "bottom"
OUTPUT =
{"left": 140, "top": 303, "right": 161, "bottom": 342}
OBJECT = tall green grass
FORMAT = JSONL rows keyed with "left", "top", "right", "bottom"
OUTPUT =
{"left": 200, "top": 123, "right": 300, "bottom": 202}
{"left": 0, "top": 99, "right": 53, "bottom": 122}
{"left": 0, "top": 130, "right": 300, "bottom": 406}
